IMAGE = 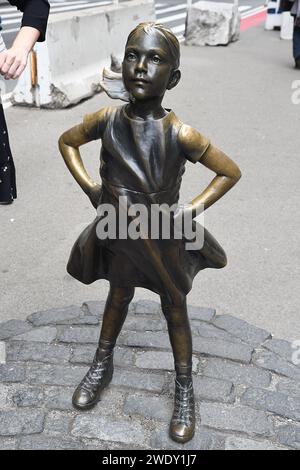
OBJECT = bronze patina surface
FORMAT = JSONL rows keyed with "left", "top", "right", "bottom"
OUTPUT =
{"left": 58, "top": 22, "right": 241, "bottom": 443}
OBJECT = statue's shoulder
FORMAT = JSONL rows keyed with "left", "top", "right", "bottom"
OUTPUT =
{"left": 83, "top": 106, "right": 118, "bottom": 140}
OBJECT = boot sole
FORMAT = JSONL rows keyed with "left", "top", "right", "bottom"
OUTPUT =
{"left": 72, "top": 368, "right": 113, "bottom": 411}
{"left": 169, "top": 428, "right": 195, "bottom": 444}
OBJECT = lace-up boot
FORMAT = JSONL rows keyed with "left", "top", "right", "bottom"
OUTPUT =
{"left": 72, "top": 348, "right": 113, "bottom": 410}
{"left": 169, "top": 375, "right": 195, "bottom": 443}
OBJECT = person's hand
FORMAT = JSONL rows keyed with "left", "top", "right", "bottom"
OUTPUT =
{"left": 0, "top": 26, "right": 41, "bottom": 80}
{"left": 87, "top": 184, "right": 102, "bottom": 209}
{"left": 0, "top": 45, "right": 30, "bottom": 80}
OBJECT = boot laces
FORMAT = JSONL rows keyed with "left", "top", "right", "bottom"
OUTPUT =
{"left": 80, "top": 354, "right": 111, "bottom": 393}
{"left": 172, "top": 379, "right": 195, "bottom": 426}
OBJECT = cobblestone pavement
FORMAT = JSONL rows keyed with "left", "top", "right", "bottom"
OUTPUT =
{"left": 0, "top": 300, "right": 299, "bottom": 450}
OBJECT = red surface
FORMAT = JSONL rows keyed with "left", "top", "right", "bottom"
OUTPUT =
{"left": 240, "top": 10, "right": 267, "bottom": 31}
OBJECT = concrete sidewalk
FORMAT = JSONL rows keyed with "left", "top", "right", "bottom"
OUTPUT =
{"left": 0, "top": 23, "right": 299, "bottom": 342}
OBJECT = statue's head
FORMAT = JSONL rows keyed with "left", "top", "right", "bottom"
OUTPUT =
{"left": 122, "top": 22, "right": 181, "bottom": 102}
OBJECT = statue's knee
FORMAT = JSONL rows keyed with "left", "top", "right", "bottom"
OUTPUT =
{"left": 109, "top": 286, "right": 135, "bottom": 308}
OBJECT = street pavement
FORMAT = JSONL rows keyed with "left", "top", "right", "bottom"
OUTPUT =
{"left": 0, "top": 18, "right": 299, "bottom": 343}
{"left": 1, "top": 300, "right": 299, "bottom": 450}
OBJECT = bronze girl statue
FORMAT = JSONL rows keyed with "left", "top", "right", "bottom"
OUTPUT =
{"left": 59, "top": 22, "right": 241, "bottom": 444}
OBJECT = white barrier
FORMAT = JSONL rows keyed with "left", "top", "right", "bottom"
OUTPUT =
{"left": 12, "top": 0, "right": 155, "bottom": 108}
{"left": 265, "top": 0, "right": 282, "bottom": 30}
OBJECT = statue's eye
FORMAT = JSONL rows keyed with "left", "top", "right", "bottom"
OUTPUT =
{"left": 126, "top": 52, "right": 137, "bottom": 61}
{"left": 152, "top": 55, "right": 162, "bottom": 64}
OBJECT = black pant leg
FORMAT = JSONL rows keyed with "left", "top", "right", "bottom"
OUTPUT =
{"left": 0, "top": 103, "right": 16, "bottom": 202}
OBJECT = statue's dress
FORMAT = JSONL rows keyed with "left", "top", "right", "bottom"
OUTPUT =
{"left": 67, "top": 105, "right": 227, "bottom": 304}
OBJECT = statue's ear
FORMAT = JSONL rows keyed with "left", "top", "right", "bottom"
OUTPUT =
{"left": 167, "top": 70, "right": 181, "bottom": 90}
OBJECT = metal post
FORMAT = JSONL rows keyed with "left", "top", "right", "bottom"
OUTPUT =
{"left": 30, "top": 50, "right": 38, "bottom": 88}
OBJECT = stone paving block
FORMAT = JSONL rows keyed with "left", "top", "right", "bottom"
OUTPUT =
{"left": 123, "top": 393, "right": 173, "bottom": 422}
{"left": 0, "top": 363, "right": 25, "bottom": 383}
{"left": 0, "top": 320, "right": 32, "bottom": 341}
{"left": 69, "top": 344, "right": 97, "bottom": 364}
{"left": 102, "top": 442, "right": 149, "bottom": 451}
{"left": 135, "top": 351, "right": 198, "bottom": 372}
{"left": 276, "top": 424, "right": 300, "bottom": 449}
{"left": 241, "top": 387, "right": 300, "bottom": 421}
{"left": 12, "top": 387, "right": 44, "bottom": 407}
{"left": 199, "top": 403, "right": 273, "bottom": 436}
{"left": 63, "top": 316, "right": 100, "bottom": 326}
{"left": 213, "top": 315, "right": 271, "bottom": 347}
{"left": 150, "top": 425, "right": 223, "bottom": 450}
{"left": 0, "top": 439, "right": 17, "bottom": 450}
{"left": 6, "top": 341, "right": 71, "bottom": 364}
{"left": 82, "top": 300, "right": 107, "bottom": 317}
{"left": 19, "top": 435, "right": 86, "bottom": 450}
{"left": 70, "top": 345, "right": 135, "bottom": 367}
{"left": 27, "top": 306, "right": 83, "bottom": 326}
{"left": 83, "top": 440, "right": 148, "bottom": 451}
{"left": 193, "top": 336, "right": 253, "bottom": 363}
{"left": 114, "top": 347, "right": 136, "bottom": 368}
{"left": 252, "top": 350, "right": 300, "bottom": 381}
{"left": 45, "top": 386, "right": 75, "bottom": 411}
{"left": 193, "top": 375, "right": 234, "bottom": 403}
{"left": 80, "top": 439, "right": 107, "bottom": 450}
{"left": 264, "top": 338, "right": 299, "bottom": 365}
{"left": 193, "top": 321, "right": 242, "bottom": 343}
{"left": 202, "top": 357, "right": 272, "bottom": 388}
{"left": 0, "top": 341, "right": 5, "bottom": 364}
{"left": 276, "top": 377, "right": 300, "bottom": 399}
{"left": 89, "top": 387, "right": 126, "bottom": 416}
{"left": 26, "top": 363, "right": 88, "bottom": 387}
{"left": 0, "top": 384, "right": 10, "bottom": 409}
{"left": 119, "top": 331, "right": 170, "bottom": 350}
{"left": 57, "top": 326, "right": 99, "bottom": 344}
{"left": 111, "top": 368, "right": 165, "bottom": 393}
{"left": 124, "top": 315, "right": 165, "bottom": 332}
{"left": 71, "top": 415, "right": 147, "bottom": 446}
{"left": 84, "top": 300, "right": 135, "bottom": 317}
{"left": 187, "top": 305, "right": 216, "bottom": 322}
{"left": 225, "top": 436, "right": 288, "bottom": 450}
{"left": 0, "top": 409, "right": 45, "bottom": 436}
{"left": 44, "top": 411, "right": 74, "bottom": 436}
{"left": 13, "top": 327, "right": 57, "bottom": 343}
{"left": 134, "top": 300, "right": 161, "bottom": 315}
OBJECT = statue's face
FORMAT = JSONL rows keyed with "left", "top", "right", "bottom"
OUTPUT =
{"left": 122, "top": 30, "right": 175, "bottom": 101}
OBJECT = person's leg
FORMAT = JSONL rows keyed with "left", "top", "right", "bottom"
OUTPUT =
{"left": 0, "top": 103, "right": 16, "bottom": 204}
{"left": 72, "top": 285, "right": 135, "bottom": 409}
{"left": 160, "top": 295, "right": 195, "bottom": 443}
{"left": 293, "top": 24, "right": 300, "bottom": 67}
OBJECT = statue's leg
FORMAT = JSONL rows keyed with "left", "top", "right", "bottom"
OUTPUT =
{"left": 72, "top": 285, "right": 135, "bottom": 410}
{"left": 98, "top": 285, "right": 135, "bottom": 351}
{"left": 160, "top": 295, "right": 195, "bottom": 444}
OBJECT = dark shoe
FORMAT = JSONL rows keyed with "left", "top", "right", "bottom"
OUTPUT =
{"left": 0, "top": 197, "right": 13, "bottom": 205}
{"left": 295, "top": 57, "right": 300, "bottom": 69}
{"left": 169, "top": 376, "right": 195, "bottom": 444}
{"left": 72, "top": 348, "right": 113, "bottom": 410}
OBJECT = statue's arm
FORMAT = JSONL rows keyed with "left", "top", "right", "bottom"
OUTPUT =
{"left": 178, "top": 124, "right": 242, "bottom": 217}
{"left": 58, "top": 108, "right": 111, "bottom": 208}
